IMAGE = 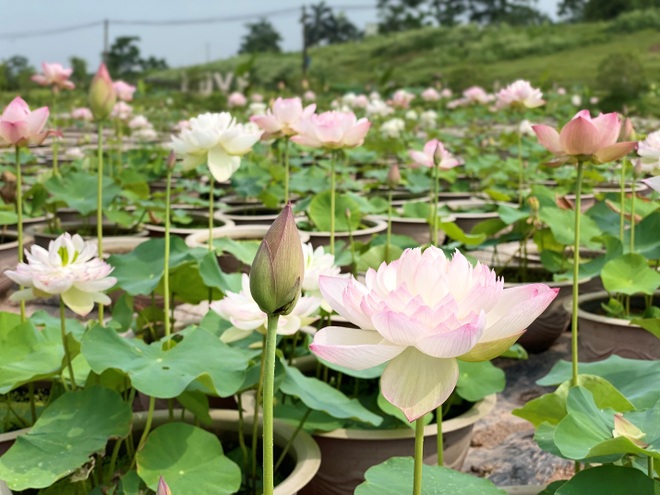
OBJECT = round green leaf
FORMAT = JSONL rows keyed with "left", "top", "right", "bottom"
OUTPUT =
{"left": 601, "top": 253, "right": 660, "bottom": 296}
{"left": 137, "top": 422, "right": 241, "bottom": 495}
{"left": 456, "top": 360, "right": 505, "bottom": 402}
{"left": 308, "top": 191, "right": 361, "bottom": 232}
{"left": 0, "top": 387, "right": 131, "bottom": 490}
{"left": 555, "top": 465, "right": 660, "bottom": 495}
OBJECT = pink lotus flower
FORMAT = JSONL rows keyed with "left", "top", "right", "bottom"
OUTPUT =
{"left": 110, "top": 102, "right": 133, "bottom": 121}
{"left": 533, "top": 110, "right": 637, "bottom": 166}
{"left": 6, "top": 233, "right": 116, "bottom": 316}
{"left": 112, "top": 80, "right": 136, "bottom": 101}
{"left": 421, "top": 88, "right": 440, "bottom": 102}
{"left": 447, "top": 86, "right": 492, "bottom": 108}
{"left": 250, "top": 97, "right": 316, "bottom": 139}
{"left": 408, "top": 139, "right": 461, "bottom": 169}
{"left": 251, "top": 93, "right": 264, "bottom": 102}
{"left": 228, "top": 92, "right": 248, "bottom": 108}
{"left": 303, "top": 90, "right": 316, "bottom": 102}
{"left": 637, "top": 130, "right": 660, "bottom": 168}
{"left": 0, "top": 97, "right": 56, "bottom": 148}
{"left": 389, "top": 89, "right": 415, "bottom": 109}
{"left": 291, "top": 111, "right": 370, "bottom": 149}
{"left": 70, "top": 107, "right": 93, "bottom": 122}
{"left": 642, "top": 175, "right": 660, "bottom": 192}
{"left": 89, "top": 63, "right": 116, "bottom": 121}
{"left": 31, "top": 62, "right": 75, "bottom": 91}
{"left": 309, "top": 248, "right": 558, "bottom": 421}
{"left": 495, "top": 80, "right": 545, "bottom": 110}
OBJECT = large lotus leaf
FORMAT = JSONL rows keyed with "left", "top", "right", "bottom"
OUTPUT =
{"left": 211, "top": 238, "right": 261, "bottom": 266}
{"left": 538, "top": 356, "right": 660, "bottom": 409}
{"left": 632, "top": 317, "right": 660, "bottom": 339}
{"left": 538, "top": 206, "right": 602, "bottom": 249}
{"left": 157, "top": 260, "right": 222, "bottom": 304}
{"left": 107, "top": 237, "right": 195, "bottom": 295}
{"left": 625, "top": 210, "right": 660, "bottom": 259}
{"left": 308, "top": 191, "right": 362, "bottom": 232}
{"left": 455, "top": 360, "right": 505, "bottom": 403}
{"left": 601, "top": 253, "right": 660, "bottom": 295}
{"left": 198, "top": 250, "right": 242, "bottom": 294}
{"left": 81, "top": 326, "right": 249, "bottom": 399}
{"left": 44, "top": 171, "right": 121, "bottom": 216}
{"left": 0, "top": 311, "right": 22, "bottom": 339}
{"left": 354, "top": 456, "right": 506, "bottom": 495}
{"left": 280, "top": 364, "right": 382, "bottom": 426}
{"left": 136, "top": 422, "right": 241, "bottom": 495}
{"left": 0, "top": 387, "right": 131, "bottom": 490}
{"left": 438, "top": 221, "right": 487, "bottom": 245}
{"left": 554, "top": 388, "right": 660, "bottom": 462}
{"left": 554, "top": 465, "right": 660, "bottom": 495}
{"left": 0, "top": 320, "right": 64, "bottom": 394}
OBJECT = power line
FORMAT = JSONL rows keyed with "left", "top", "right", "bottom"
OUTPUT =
{"left": 0, "top": 20, "right": 103, "bottom": 40}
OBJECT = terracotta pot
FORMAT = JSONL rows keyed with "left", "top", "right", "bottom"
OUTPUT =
{"left": 299, "top": 395, "right": 496, "bottom": 495}
{"left": 443, "top": 199, "right": 517, "bottom": 234}
{"left": 572, "top": 291, "right": 660, "bottom": 361}
{"left": 145, "top": 212, "right": 234, "bottom": 238}
{"left": 368, "top": 213, "right": 455, "bottom": 246}
{"left": 0, "top": 231, "right": 33, "bottom": 296}
{"left": 298, "top": 217, "right": 388, "bottom": 250}
{"left": 185, "top": 225, "right": 311, "bottom": 274}
{"left": 503, "top": 486, "right": 544, "bottom": 495}
{"left": 27, "top": 221, "right": 148, "bottom": 249}
{"left": 219, "top": 205, "right": 282, "bottom": 226}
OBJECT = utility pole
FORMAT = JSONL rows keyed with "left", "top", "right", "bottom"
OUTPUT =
{"left": 103, "top": 19, "right": 109, "bottom": 65}
{"left": 300, "top": 5, "right": 309, "bottom": 79}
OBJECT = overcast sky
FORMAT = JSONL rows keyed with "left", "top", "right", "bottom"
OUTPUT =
{"left": 0, "top": 0, "right": 559, "bottom": 71}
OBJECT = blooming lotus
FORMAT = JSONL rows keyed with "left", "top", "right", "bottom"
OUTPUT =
{"left": 212, "top": 274, "right": 321, "bottom": 343}
{"left": 70, "top": 107, "right": 93, "bottom": 122}
{"left": 533, "top": 110, "right": 637, "bottom": 166}
{"left": 495, "top": 80, "right": 545, "bottom": 110}
{"left": 228, "top": 92, "right": 248, "bottom": 107}
{"left": 170, "top": 112, "right": 262, "bottom": 182}
{"left": 419, "top": 110, "right": 438, "bottom": 129}
{"left": 310, "top": 248, "right": 557, "bottom": 421}
{"left": 380, "top": 118, "right": 406, "bottom": 139}
{"left": 0, "top": 97, "right": 55, "bottom": 148}
{"left": 128, "top": 115, "right": 151, "bottom": 129}
{"left": 6, "top": 233, "right": 116, "bottom": 316}
{"left": 408, "top": 139, "right": 461, "bottom": 170}
{"left": 642, "top": 175, "right": 660, "bottom": 192}
{"left": 111, "top": 102, "right": 133, "bottom": 121}
{"left": 302, "top": 242, "right": 344, "bottom": 312}
{"left": 250, "top": 97, "right": 316, "bottom": 139}
{"left": 251, "top": 93, "right": 264, "bottom": 102}
{"left": 389, "top": 89, "right": 415, "bottom": 109}
{"left": 112, "top": 80, "right": 136, "bottom": 101}
{"left": 291, "top": 111, "right": 370, "bottom": 149}
{"left": 421, "top": 88, "right": 440, "bottom": 102}
{"left": 637, "top": 130, "right": 660, "bottom": 170}
{"left": 31, "top": 62, "right": 75, "bottom": 91}
{"left": 303, "top": 90, "right": 316, "bottom": 102}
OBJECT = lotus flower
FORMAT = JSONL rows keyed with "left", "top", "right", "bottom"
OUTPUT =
{"left": 380, "top": 118, "right": 405, "bottom": 139}
{"left": 389, "top": 89, "right": 415, "bottom": 109}
{"left": 0, "top": 97, "right": 56, "bottom": 148}
{"left": 302, "top": 242, "right": 344, "bottom": 312}
{"left": 111, "top": 102, "right": 133, "bottom": 121}
{"left": 642, "top": 175, "right": 660, "bottom": 192}
{"left": 533, "top": 110, "right": 637, "bottom": 166}
{"left": 408, "top": 139, "right": 461, "bottom": 170}
{"left": 310, "top": 247, "right": 557, "bottom": 421}
{"left": 291, "top": 111, "right": 370, "bottom": 149}
{"left": 228, "top": 92, "right": 248, "bottom": 108}
{"left": 70, "top": 107, "right": 93, "bottom": 122}
{"left": 495, "top": 80, "right": 545, "bottom": 110}
{"left": 112, "top": 80, "right": 136, "bottom": 101}
{"left": 421, "top": 88, "right": 440, "bottom": 102}
{"left": 170, "top": 112, "right": 262, "bottom": 182}
{"left": 5, "top": 233, "right": 116, "bottom": 316}
{"left": 156, "top": 477, "right": 172, "bottom": 495}
{"left": 303, "top": 90, "right": 316, "bottom": 102}
{"left": 637, "top": 130, "right": 660, "bottom": 170}
{"left": 31, "top": 62, "right": 75, "bottom": 91}
{"left": 250, "top": 97, "right": 316, "bottom": 139}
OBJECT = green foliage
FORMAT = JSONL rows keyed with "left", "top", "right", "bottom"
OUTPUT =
{"left": 596, "top": 52, "right": 648, "bottom": 109}
{"left": 107, "top": 36, "right": 168, "bottom": 81}
{"left": 239, "top": 18, "right": 282, "bottom": 54}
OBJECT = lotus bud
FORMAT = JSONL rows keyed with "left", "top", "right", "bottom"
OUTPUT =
{"left": 619, "top": 117, "right": 635, "bottom": 142}
{"left": 166, "top": 150, "right": 177, "bottom": 170}
{"left": 612, "top": 413, "right": 648, "bottom": 448}
{"left": 528, "top": 196, "right": 540, "bottom": 212}
{"left": 156, "top": 476, "right": 172, "bottom": 495}
{"left": 345, "top": 208, "right": 352, "bottom": 222}
{"left": 633, "top": 158, "right": 643, "bottom": 177}
{"left": 89, "top": 63, "right": 117, "bottom": 121}
{"left": 386, "top": 164, "right": 401, "bottom": 188}
{"left": 249, "top": 203, "right": 304, "bottom": 316}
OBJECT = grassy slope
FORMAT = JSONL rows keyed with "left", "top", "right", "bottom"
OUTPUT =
{"left": 152, "top": 18, "right": 660, "bottom": 90}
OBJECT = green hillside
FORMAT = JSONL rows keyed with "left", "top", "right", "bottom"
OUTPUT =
{"left": 152, "top": 8, "right": 660, "bottom": 91}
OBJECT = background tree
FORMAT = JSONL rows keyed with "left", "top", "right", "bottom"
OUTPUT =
{"left": 558, "top": 0, "right": 660, "bottom": 21}
{"left": 429, "top": 0, "right": 468, "bottom": 26}
{"left": 107, "top": 36, "right": 168, "bottom": 81}
{"left": 468, "top": 0, "right": 544, "bottom": 25}
{"left": 377, "top": 0, "right": 430, "bottom": 33}
{"left": 239, "top": 18, "right": 282, "bottom": 54}
{"left": 304, "top": 2, "right": 362, "bottom": 47}
{"left": 69, "top": 56, "right": 88, "bottom": 86}
{"left": 2, "top": 56, "right": 34, "bottom": 91}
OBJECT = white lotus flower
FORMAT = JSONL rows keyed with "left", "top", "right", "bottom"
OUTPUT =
{"left": 302, "top": 243, "right": 345, "bottom": 312}
{"left": 5, "top": 233, "right": 116, "bottom": 316}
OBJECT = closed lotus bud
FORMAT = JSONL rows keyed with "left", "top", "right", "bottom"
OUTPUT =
{"left": 156, "top": 476, "right": 172, "bottom": 495}
{"left": 89, "top": 63, "right": 117, "bottom": 121}
{"left": 528, "top": 196, "right": 540, "bottom": 212}
{"left": 633, "top": 158, "right": 643, "bottom": 177}
{"left": 619, "top": 117, "right": 635, "bottom": 142}
{"left": 386, "top": 164, "right": 401, "bottom": 188}
{"left": 167, "top": 150, "right": 177, "bottom": 170}
{"left": 250, "top": 203, "right": 304, "bottom": 316}
{"left": 612, "top": 413, "right": 648, "bottom": 448}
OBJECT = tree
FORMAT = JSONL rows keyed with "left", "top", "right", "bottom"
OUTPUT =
{"left": 2, "top": 56, "right": 34, "bottom": 91}
{"left": 239, "top": 18, "right": 282, "bottom": 54}
{"left": 468, "top": 0, "right": 544, "bottom": 25}
{"left": 430, "top": 0, "right": 468, "bottom": 26}
{"left": 304, "top": 2, "right": 362, "bottom": 47}
{"left": 558, "top": 0, "right": 660, "bottom": 21}
{"left": 377, "top": 0, "right": 430, "bottom": 33}
{"left": 106, "top": 36, "right": 168, "bottom": 81}
{"left": 69, "top": 56, "right": 88, "bottom": 86}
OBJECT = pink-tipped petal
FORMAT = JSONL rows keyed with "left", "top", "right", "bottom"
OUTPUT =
{"left": 593, "top": 141, "right": 637, "bottom": 164}
{"left": 319, "top": 276, "right": 374, "bottom": 330}
{"left": 381, "top": 348, "right": 459, "bottom": 422}
{"left": 310, "top": 326, "right": 405, "bottom": 370}
{"left": 343, "top": 119, "right": 371, "bottom": 147}
{"left": 591, "top": 112, "right": 621, "bottom": 149}
{"left": 641, "top": 175, "right": 660, "bottom": 193}
{"left": 371, "top": 311, "right": 427, "bottom": 347}
{"left": 532, "top": 125, "right": 563, "bottom": 155}
{"left": 2, "top": 97, "right": 29, "bottom": 121}
{"left": 25, "top": 106, "right": 49, "bottom": 136}
{"left": 559, "top": 117, "right": 600, "bottom": 155}
{"left": 415, "top": 312, "right": 486, "bottom": 358}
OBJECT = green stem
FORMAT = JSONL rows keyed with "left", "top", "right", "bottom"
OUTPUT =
{"left": 96, "top": 122, "right": 104, "bottom": 324}
{"left": 330, "top": 152, "right": 336, "bottom": 255}
{"left": 262, "top": 314, "right": 280, "bottom": 495}
{"left": 630, "top": 174, "right": 636, "bottom": 254}
{"left": 386, "top": 188, "right": 393, "bottom": 263}
{"left": 283, "top": 139, "right": 290, "bottom": 204}
{"left": 619, "top": 160, "right": 626, "bottom": 241}
{"left": 27, "top": 382, "right": 36, "bottom": 425}
{"left": 107, "top": 436, "right": 122, "bottom": 484}
{"left": 432, "top": 163, "right": 439, "bottom": 246}
{"left": 164, "top": 167, "right": 172, "bottom": 342}
{"left": 60, "top": 299, "right": 77, "bottom": 389}
{"left": 413, "top": 418, "right": 425, "bottom": 495}
{"left": 518, "top": 132, "right": 524, "bottom": 206}
{"left": 15, "top": 146, "right": 25, "bottom": 322}
{"left": 251, "top": 335, "right": 267, "bottom": 485}
{"left": 274, "top": 408, "right": 311, "bottom": 473}
{"left": 237, "top": 394, "right": 249, "bottom": 475}
{"left": 208, "top": 177, "right": 215, "bottom": 304}
{"left": 288, "top": 331, "right": 300, "bottom": 366}
{"left": 436, "top": 406, "right": 443, "bottom": 466}
{"left": 571, "top": 161, "right": 584, "bottom": 387}
{"left": 648, "top": 456, "right": 654, "bottom": 478}
{"left": 52, "top": 91, "right": 59, "bottom": 176}
{"left": 132, "top": 395, "right": 156, "bottom": 469}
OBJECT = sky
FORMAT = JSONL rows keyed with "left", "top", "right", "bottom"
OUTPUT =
{"left": 0, "top": 0, "right": 559, "bottom": 71}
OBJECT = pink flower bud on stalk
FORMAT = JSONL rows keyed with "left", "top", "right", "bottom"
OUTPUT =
{"left": 89, "top": 63, "right": 117, "bottom": 121}
{"left": 0, "top": 97, "right": 59, "bottom": 148}
{"left": 156, "top": 476, "right": 172, "bottom": 495}
{"left": 386, "top": 163, "right": 401, "bottom": 188}
{"left": 249, "top": 204, "right": 304, "bottom": 316}
{"left": 166, "top": 150, "right": 177, "bottom": 170}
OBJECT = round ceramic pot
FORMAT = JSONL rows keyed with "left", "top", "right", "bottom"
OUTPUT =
{"left": 572, "top": 291, "right": 660, "bottom": 361}
{"left": 502, "top": 486, "right": 545, "bottom": 495}
{"left": 368, "top": 213, "right": 455, "bottom": 246}
{"left": 443, "top": 199, "right": 517, "bottom": 234}
{"left": 299, "top": 395, "right": 496, "bottom": 495}
{"left": 185, "top": 225, "right": 311, "bottom": 274}
{"left": 0, "top": 231, "right": 33, "bottom": 296}
{"left": 27, "top": 221, "right": 149, "bottom": 249}
{"left": 297, "top": 217, "right": 388, "bottom": 251}
{"left": 145, "top": 212, "right": 234, "bottom": 238}
{"left": 219, "top": 205, "right": 282, "bottom": 226}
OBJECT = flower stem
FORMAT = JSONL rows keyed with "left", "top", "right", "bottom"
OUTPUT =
{"left": 274, "top": 407, "right": 311, "bottom": 472}
{"left": 133, "top": 395, "right": 156, "bottom": 465}
{"left": 432, "top": 163, "right": 439, "bottom": 246}
{"left": 163, "top": 166, "right": 172, "bottom": 342}
{"left": 648, "top": 456, "right": 653, "bottom": 478}
{"left": 630, "top": 172, "right": 636, "bottom": 254}
{"left": 386, "top": 188, "right": 393, "bottom": 263}
{"left": 283, "top": 139, "right": 290, "bottom": 204}
{"left": 619, "top": 159, "right": 626, "bottom": 241}
{"left": 413, "top": 418, "right": 425, "bottom": 495}
{"left": 330, "top": 151, "right": 336, "bottom": 255}
{"left": 517, "top": 132, "right": 524, "bottom": 206}
{"left": 96, "top": 121, "right": 104, "bottom": 324}
{"left": 237, "top": 394, "right": 249, "bottom": 475}
{"left": 570, "top": 161, "right": 584, "bottom": 387}
{"left": 52, "top": 90, "right": 59, "bottom": 176}
{"left": 263, "top": 313, "right": 280, "bottom": 495}
{"left": 15, "top": 146, "right": 25, "bottom": 322}
{"left": 436, "top": 406, "right": 444, "bottom": 466}
{"left": 60, "top": 298, "right": 77, "bottom": 389}
{"left": 208, "top": 177, "right": 215, "bottom": 305}
{"left": 251, "top": 335, "right": 266, "bottom": 485}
